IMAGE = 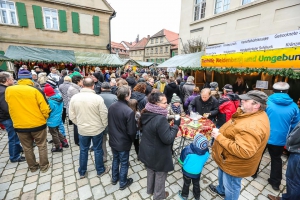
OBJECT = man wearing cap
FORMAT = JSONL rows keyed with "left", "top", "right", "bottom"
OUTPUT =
{"left": 5, "top": 69, "right": 51, "bottom": 172}
{"left": 0, "top": 72, "right": 25, "bottom": 163}
{"left": 209, "top": 90, "right": 270, "bottom": 200}
{"left": 126, "top": 72, "right": 137, "bottom": 90}
{"left": 92, "top": 73, "right": 102, "bottom": 94}
{"left": 153, "top": 74, "right": 167, "bottom": 93}
{"left": 259, "top": 82, "right": 299, "bottom": 191}
{"left": 216, "top": 84, "right": 240, "bottom": 128}
{"left": 100, "top": 82, "right": 117, "bottom": 162}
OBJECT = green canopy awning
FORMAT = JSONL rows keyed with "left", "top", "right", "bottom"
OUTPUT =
{"left": 157, "top": 52, "right": 204, "bottom": 68}
{"left": 4, "top": 45, "right": 76, "bottom": 63}
{"left": 136, "top": 61, "right": 154, "bottom": 67}
{"left": 0, "top": 54, "right": 10, "bottom": 61}
{"left": 74, "top": 51, "right": 123, "bottom": 67}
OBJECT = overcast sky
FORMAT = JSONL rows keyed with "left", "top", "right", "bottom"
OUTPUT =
{"left": 106, "top": 0, "right": 181, "bottom": 43}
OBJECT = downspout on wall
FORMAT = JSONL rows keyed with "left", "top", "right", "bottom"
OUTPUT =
{"left": 108, "top": 11, "right": 116, "bottom": 54}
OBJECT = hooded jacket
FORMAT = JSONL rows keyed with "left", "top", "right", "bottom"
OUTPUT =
{"left": 58, "top": 81, "right": 71, "bottom": 108}
{"left": 178, "top": 143, "right": 210, "bottom": 179}
{"left": 47, "top": 94, "right": 63, "bottom": 128}
{"left": 66, "top": 83, "right": 81, "bottom": 113}
{"left": 267, "top": 93, "right": 300, "bottom": 146}
{"left": 182, "top": 83, "right": 195, "bottom": 103}
{"left": 0, "top": 84, "right": 10, "bottom": 122}
{"left": 5, "top": 79, "right": 50, "bottom": 132}
{"left": 188, "top": 96, "right": 219, "bottom": 121}
{"left": 131, "top": 91, "right": 147, "bottom": 111}
{"left": 217, "top": 92, "right": 240, "bottom": 127}
{"left": 164, "top": 82, "right": 180, "bottom": 103}
{"left": 212, "top": 108, "right": 270, "bottom": 177}
{"left": 139, "top": 112, "right": 179, "bottom": 172}
{"left": 126, "top": 76, "right": 137, "bottom": 90}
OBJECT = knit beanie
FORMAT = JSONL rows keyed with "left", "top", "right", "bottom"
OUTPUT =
{"left": 193, "top": 134, "right": 208, "bottom": 151}
{"left": 46, "top": 77, "right": 58, "bottom": 88}
{"left": 171, "top": 93, "right": 181, "bottom": 103}
{"left": 44, "top": 84, "right": 55, "bottom": 97}
{"left": 18, "top": 69, "right": 32, "bottom": 80}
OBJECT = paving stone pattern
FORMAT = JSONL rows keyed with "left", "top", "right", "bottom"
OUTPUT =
{"left": 0, "top": 126, "right": 288, "bottom": 200}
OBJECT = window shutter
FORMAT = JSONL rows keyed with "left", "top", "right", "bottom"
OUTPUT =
{"left": 71, "top": 12, "right": 80, "bottom": 33}
{"left": 16, "top": 2, "right": 28, "bottom": 27}
{"left": 93, "top": 16, "right": 99, "bottom": 36}
{"left": 58, "top": 10, "right": 67, "bottom": 32}
{"left": 32, "top": 5, "right": 43, "bottom": 29}
{"left": 0, "top": 51, "right": 7, "bottom": 71}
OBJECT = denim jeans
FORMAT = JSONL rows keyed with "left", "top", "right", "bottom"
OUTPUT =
{"left": 1, "top": 119, "right": 22, "bottom": 161}
{"left": 58, "top": 121, "right": 66, "bottom": 137}
{"left": 78, "top": 133, "right": 105, "bottom": 176}
{"left": 111, "top": 149, "right": 129, "bottom": 188}
{"left": 216, "top": 168, "right": 242, "bottom": 200}
{"left": 282, "top": 153, "right": 300, "bottom": 200}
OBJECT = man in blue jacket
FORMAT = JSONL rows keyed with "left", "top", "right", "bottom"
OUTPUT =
{"left": 264, "top": 82, "right": 300, "bottom": 191}
{"left": 178, "top": 134, "right": 210, "bottom": 200}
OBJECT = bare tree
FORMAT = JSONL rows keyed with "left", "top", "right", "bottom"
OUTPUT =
{"left": 181, "top": 37, "right": 206, "bottom": 54}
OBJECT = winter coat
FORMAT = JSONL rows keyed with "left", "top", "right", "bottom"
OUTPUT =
{"left": 58, "top": 81, "right": 71, "bottom": 108}
{"left": 5, "top": 79, "right": 50, "bottom": 132}
{"left": 164, "top": 82, "right": 180, "bottom": 104}
{"left": 104, "top": 73, "right": 110, "bottom": 82}
{"left": 286, "top": 121, "right": 300, "bottom": 154}
{"left": 69, "top": 88, "right": 108, "bottom": 136}
{"left": 182, "top": 83, "right": 195, "bottom": 103}
{"left": 145, "top": 82, "right": 153, "bottom": 95}
{"left": 178, "top": 143, "right": 210, "bottom": 179}
{"left": 66, "top": 83, "right": 81, "bottom": 113}
{"left": 131, "top": 91, "right": 147, "bottom": 111}
{"left": 232, "top": 83, "right": 246, "bottom": 95}
{"left": 139, "top": 112, "right": 179, "bottom": 172}
{"left": 188, "top": 96, "right": 219, "bottom": 121}
{"left": 47, "top": 94, "right": 63, "bottom": 128}
{"left": 212, "top": 108, "right": 270, "bottom": 177}
{"left": 153, "top": 81, "right": 167, "bottom": 93}
{"left": 108, "top": 100, "right": 137, "bottom": 151}
{"left": 184, "top": 94, "right": 199, "bottom": 108}
{"left": 99, "top": 91, "right": 117, "bottom": 135}
{"left": 167, "top": 104, "right": 185, "bottom": 120}
{"left": 126, "top": 76, "right": 137, "bottom": 90}
{"left": 94, "top": 72, "right": 104, "bottom": 83}
{"left": 0, "top": 84, "right": 10, "bottom": 122}
{"left": 58, "top": 75, "right": 65, "bottom": 86}
{"left": 111, "top": 86, "right": 117, "bottom": 95}
{"left": 217, "top": 92, "right": 240, "bottom": 128}
{"left": 94, "top": 81, "right": 102, "bottom": 94}
{"left": 267, "top": 93, "right": 300, "bottom": 146}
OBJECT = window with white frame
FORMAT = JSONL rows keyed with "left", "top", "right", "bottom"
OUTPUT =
{"left": 165, "top": 47, "right": 168, "bottom": 53}
{"left": 194, "top": 0, "right": 206, "bottom": 21}
{"left": 160, "top": 37, "right": 163, "bottom": 43}
{"left": 0, "top": 0, "right": 18, "bottom": 25}
{"left": 242, "top": 0, "right": 254, "bottom": 5}
{"left": 151, "top": 39, "right": 153, "bottom": 44}
{"left": 160, "top": 47, "right": 163, "bottom": 54}
{"left": 43, "top": 7, "right": 59, "bottom": 30}
{"left": 155, "top": 38, "right": 158, "bottom": 43}
{"left": 155, "top": 48, "right": 158, "bottom": 54}
{"left": 214, "top": 0, "right": 230, "bottom": 14}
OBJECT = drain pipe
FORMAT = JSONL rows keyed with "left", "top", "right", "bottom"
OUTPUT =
{"left": 108, "top": 11, "right": 116, "bottom": 54}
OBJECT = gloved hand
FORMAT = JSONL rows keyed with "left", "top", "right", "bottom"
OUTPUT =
{"left": 174, "top": 118, "right": 181, "bottom": 126}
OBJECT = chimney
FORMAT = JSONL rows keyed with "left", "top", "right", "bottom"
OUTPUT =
{"left": 147, "top": 35, "right": 150, "bottom": 39}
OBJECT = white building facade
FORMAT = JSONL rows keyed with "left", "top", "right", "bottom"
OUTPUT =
{"left": 179, "top": 0, "right": 300, "bottom": 54}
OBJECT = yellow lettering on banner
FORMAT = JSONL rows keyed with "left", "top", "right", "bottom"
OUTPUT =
{"left": 201, "top": 47, "right": 300, "bottom": 68}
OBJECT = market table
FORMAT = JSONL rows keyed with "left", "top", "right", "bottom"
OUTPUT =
{"left": 172, "top": 116, "right": 215, "bottom": 159}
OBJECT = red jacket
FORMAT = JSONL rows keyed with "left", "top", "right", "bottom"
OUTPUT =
{"left": 217, "top": 93, "right": 240, "bottom": 127}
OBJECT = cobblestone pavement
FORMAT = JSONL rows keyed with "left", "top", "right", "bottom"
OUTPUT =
{"left": 0, "top": 126, "right": 288, "bottom": 200}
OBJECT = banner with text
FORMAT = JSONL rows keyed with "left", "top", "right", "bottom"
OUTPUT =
{"left": 205, "top": 30, "right": 300, "bottom": 55}
{"left": 201, "top": 47, "right": 300, "bottom": 68}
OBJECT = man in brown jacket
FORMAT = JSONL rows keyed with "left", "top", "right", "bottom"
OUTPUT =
{"left": 209, "top": 90, "right": 270, "bottom": 200}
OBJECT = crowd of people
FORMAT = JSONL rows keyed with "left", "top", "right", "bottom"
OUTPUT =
{"left": 0, "top": 65, "right": 300, "bottom": 200}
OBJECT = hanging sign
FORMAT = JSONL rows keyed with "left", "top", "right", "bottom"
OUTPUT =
{"left": 201, "top": 47, "right": 300, "bottom": 68}
{"left": 205, "top": 30, "right": 300, "bottom": 55}
{"left": 256, "top": 81, "right": 268, "bottom": 89}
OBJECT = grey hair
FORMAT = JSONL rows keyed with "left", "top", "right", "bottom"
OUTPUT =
{"left": 117, "top": 86, "right": 130, "bottom": 100}
{"left": 0, "top": 72, "right": 13, "bottom": 83}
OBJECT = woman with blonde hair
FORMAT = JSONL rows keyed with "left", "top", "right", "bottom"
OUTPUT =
{"left": 37, "top": 72, "right": 48, "bottom": 90}
{"left": 233, "top": 76, "right": 247, "bottom": 95}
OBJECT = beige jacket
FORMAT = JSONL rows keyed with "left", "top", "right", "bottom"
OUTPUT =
{"left": 212, "top": 108, "right": 270, "bottom": 177}
{"left": 69, "top": 88, "right": 108, "bottom": 136}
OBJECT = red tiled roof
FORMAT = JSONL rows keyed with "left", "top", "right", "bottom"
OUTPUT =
{"left": 150, "top": 29, "right": 178, "bottom": 49}
{"left": 122, "top": 41, "right": 135, "bottom": 48}
{"left": 130, "top": 37, "right": 149, "bottom": 51}
{"left": 111, "top": 42, "right": 126, "bottom": 50}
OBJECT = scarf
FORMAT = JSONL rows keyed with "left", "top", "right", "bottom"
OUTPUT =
{"left": 171, "top": 104, "right": 181, "bottom": 114}
{"left": 145, "top": 102, "right": 168, "bottom": 117}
